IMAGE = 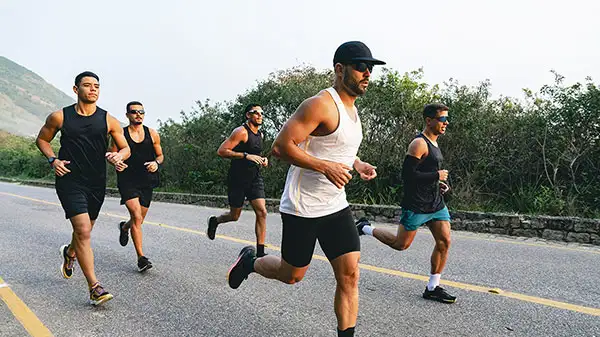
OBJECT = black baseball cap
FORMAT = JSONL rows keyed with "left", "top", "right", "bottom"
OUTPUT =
{"left": 333, "top": 41, "right": 386, "bottom": 66}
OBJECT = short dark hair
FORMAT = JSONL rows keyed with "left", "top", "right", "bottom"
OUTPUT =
{"left": 74, "top": 71, "right": 99, "bottom": 87}
{"left": 244, "top": 103, "right": 261, "bottom": 115}
{"left": 126, "top": 101, "right": 143, "bottom": 113}
{"left": 423, "top": 103, "right": 449, "bottom": 119}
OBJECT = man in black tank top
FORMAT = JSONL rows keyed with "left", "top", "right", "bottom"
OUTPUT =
{"left": 206, "top": 104, "right": 269, "bottom": 257}
{"left": 357, "top": 103, "right": 457, "bottom": 303}
{"left": 112, "top": 101, "right": 164, "bottom": 272}
{"left": 35, "top": 71, "right": 131, "bottom": 306}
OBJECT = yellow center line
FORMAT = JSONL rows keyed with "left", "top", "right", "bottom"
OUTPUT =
{"left": 2, "top": 191, "right": 600, "bottom": 317}
{"left": 0, "top": 277, "right": 53, "bottom": 337}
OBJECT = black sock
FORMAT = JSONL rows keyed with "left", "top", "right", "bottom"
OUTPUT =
{"left": 257, "top": 244, "right": 265, "bottom": 257}
{"left": 337, "top": 327, "right": 355, "bottom": 337}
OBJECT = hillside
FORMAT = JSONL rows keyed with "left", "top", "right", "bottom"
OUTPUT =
{"left": 0, "top": 56, "right": 73, "bottom": 136}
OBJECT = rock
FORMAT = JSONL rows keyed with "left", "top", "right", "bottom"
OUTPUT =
{"left": 566, "top": 232, "right": 591, "bottom": 243}
{"left": 512, "top": 229, "right": 539, "bottom": 238}
{"left": 542, "top": 229, "right": 565, "bottom": 241}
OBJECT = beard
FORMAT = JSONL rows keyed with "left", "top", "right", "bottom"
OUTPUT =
{"left": 343, "top": 68, "right": 366, "bottom": 96}
{"left": 132, "top": 120, "right": 143, "bottom": 125}
{"left": 249, "top": 119, "right": 262, "bottom": 127}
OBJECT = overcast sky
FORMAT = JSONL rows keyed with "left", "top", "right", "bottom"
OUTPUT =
{"left": 1, "top": 0, "right": 599, "bottom": 128}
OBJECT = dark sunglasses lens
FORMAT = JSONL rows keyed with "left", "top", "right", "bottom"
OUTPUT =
{"left": 438, "top": 116, "right": 448, "bottom": 122}
{"left": 129, "top": 110, "right": 145, "bottom": 115}
{"left": 354, "top": 62, "right": 374, "bottom": 73}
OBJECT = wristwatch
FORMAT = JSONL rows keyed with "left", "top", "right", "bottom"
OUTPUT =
{"left": 243, "top": 152, "right": 248, "bottom": 159}
{"left": 48, "top": 157, "right": 57, "bottom": 166}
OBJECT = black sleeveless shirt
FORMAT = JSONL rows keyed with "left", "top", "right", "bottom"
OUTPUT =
{"left": 57, "top": 104, "right": 108, "bottom": 187}
{"left": 228, "top": 123, "right": 263, "bottom": 181}
{"left": 117, "top": 126, "right": 159, "bottom": 188}
{"left": 401, "top": 133, "right": 445, "bottom": 213}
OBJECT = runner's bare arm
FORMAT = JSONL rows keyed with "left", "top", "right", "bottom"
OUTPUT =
{"left": 35, "top": 110, "right": 63, "bottom": 159}
{"left": 217, "top": 126, "right": 247, "bottom": 159}
{"left": 407, "top": 137, "right": 428, "bottom": 159}
{"left": 143, "top": 128, "right": 164, "bottom": 173}
{"left": 271, "top": 96, "right": 333, "bottom": 173}
{"left": 106, "top": 114, "right": 130, "bottom": 162}
{"left": 108, "top": 135, "right": 117, "bottom": 153}
{"left": 272, "top": 95, "right": 352, "bottom": 188}
{"left": 150, "top": 128, "right": 164, "bottom": 164}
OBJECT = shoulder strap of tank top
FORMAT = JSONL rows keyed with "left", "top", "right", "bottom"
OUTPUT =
{"left": 325, "top": 87, "right": 345, "bottom": 113}
{"left": 143, "top": 125, "right": 151, "bottom": 142}
{"left": 123, "top": 126, "right": 132, "bottom": 143}
{"left": 417, "top": 133, "right": 437, "bottom": 161}
{"left": 325, "top": 87, "right": 348, "bottom": 128}
{"left": 325, "top": 87, "right": 360, "bottom": 125}
{"left": 62, "top": 104, "right": 75, "bottom": 122}
{"left": 243, "top": 122, "right": 261, "bottom": 137}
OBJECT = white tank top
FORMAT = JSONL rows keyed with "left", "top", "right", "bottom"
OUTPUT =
{"left": 279, "top": 87, "right": 363, "bottom": 218}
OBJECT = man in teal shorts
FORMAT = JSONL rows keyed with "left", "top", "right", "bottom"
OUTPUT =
{"left": 357, "top": 103, "right": 456, "bottom": 303}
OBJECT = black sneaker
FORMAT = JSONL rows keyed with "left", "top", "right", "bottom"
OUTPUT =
{"left": 207, "top": 216, "right": 218, "bottom": 240}
{"left": 119, "top": 221, "right": 129, "bottom": 247}
{"left": 227, "top": 246, "right": 256, "bottom": 289}
{"left": 423, "top": 286, "right": 456, "bottom": 303}
{"left": 356, "top": 217, "right": 371, "bottom": 236}
{"left": 138, "top": 256, "right": 153, "bottom": 272}
{"left": 59, "top": 244, "right": 76, "bottom": 279}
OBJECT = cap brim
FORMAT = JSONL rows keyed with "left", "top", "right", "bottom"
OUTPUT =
{"left": 352, "top": 57, "right": 386, "bottom": 65}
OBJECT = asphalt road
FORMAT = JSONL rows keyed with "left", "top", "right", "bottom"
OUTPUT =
{"left": 0, "top": 181, "right": 599, "bottom": 337}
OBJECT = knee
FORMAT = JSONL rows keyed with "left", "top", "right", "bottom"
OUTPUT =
{"left": 281, "top": 274, "right": 304, "bottom": 285}
{"left": 255, "top": 207, "right": 267, "bottom": 220}
{"left": 337, "top": 268, "right": 359, "bottom": 290}
{"left": 132, "top": 214, "right": 144, "bottom": 227}
{"left": 392, "top": 240, "right": 411, "bottom": 251}
{"left": 436, "top": 236, "right": 451, "bottom": 252}
{"left": 231, "top": 212, "right": 241, "bottom": 221}
{"left": 74, "top": 229, "right": 91, "bottom": 241}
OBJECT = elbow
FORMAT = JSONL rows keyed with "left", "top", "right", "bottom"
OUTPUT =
{"left": 216, "top": 148, "right": 225, "bottom": 158}
{"left": 271, "top": 142, "right": 283, "bottom": 159}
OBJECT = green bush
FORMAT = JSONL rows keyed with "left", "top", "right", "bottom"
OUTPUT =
{"left": 3, "top": 66, "right": 599, "bottom": 218}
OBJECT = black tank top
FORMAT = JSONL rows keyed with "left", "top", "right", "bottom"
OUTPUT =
{"left": 401, "top": 133, "right": 445, "bottom": 213}
{"left": 57, "top": 104, "right": 108, "bottom": 187}
{"left": 229, "top": 123, "right": 263, "bottom": 180}
{"left": 117, "top": 126, "right": 159, "bottom": 188}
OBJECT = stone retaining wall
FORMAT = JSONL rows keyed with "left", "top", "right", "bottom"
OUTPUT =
{"left": 3, "top": 178, "right": 599, "bottom": 245}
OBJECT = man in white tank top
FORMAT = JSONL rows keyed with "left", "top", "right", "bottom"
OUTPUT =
{"left": 226, "top": 41, "right": 384, "bottom": 337}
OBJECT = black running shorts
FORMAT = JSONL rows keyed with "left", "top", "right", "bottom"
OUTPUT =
{"left": 227, "top": 175, "right": 265, "bottom": 208}
{"left": 281, "top": 207, "right": 360, "bottom": 268}
{"left": 118, "top": 185, "right": 153, "bottom": 208}
{"left": 55, "top": 179, "right": 105, "bottom": 220}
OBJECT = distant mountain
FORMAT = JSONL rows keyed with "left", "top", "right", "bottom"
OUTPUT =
{"left": 0, "top": 56, "right": 74, "bottom": 136}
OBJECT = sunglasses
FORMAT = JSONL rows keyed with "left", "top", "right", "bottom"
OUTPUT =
{"left": 434, "top": 116, "right": 450, "bottom": 122}
{"left": 351, "top": 62, "right": 374, "bottom": 73}
{"left": 248, "top": 110, "right": 263, "bottom": 116}
{"left": 128, "top": 109, "right": 145, "bottom": 115}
